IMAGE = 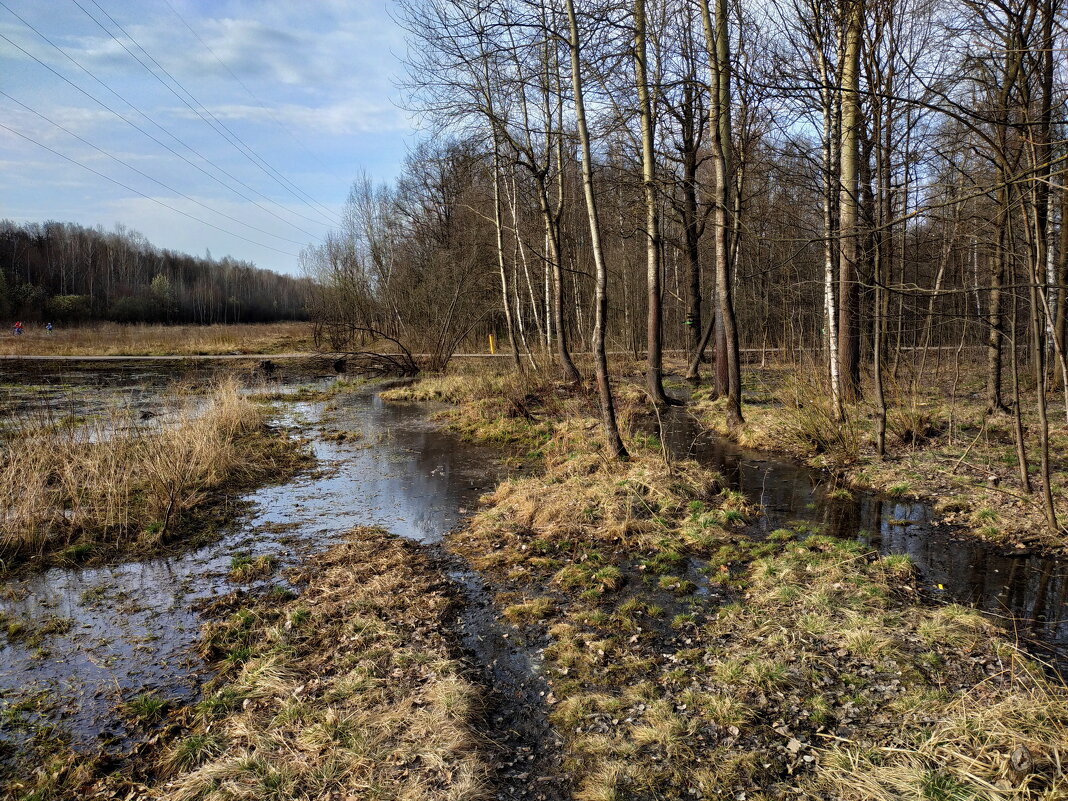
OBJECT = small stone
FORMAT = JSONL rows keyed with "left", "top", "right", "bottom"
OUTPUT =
{"left": 1010, "top": 745, "right": 1033, "bottom": 777}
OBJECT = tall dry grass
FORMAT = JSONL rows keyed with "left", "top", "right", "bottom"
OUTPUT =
{"left": 0, "top": 380, "right": 297, "bottom": 562}
{"left": 0, "top": 322, "right": 310, "bottom": 357}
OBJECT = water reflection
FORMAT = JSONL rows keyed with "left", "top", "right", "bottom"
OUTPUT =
{"left": 660, "top": 408, "right": 1068, "bottom": 672}
{"left": 0, "top": 378, "right": 498, "bottom": 752}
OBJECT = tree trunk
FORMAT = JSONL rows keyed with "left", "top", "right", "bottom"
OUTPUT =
{"left": 837, "top": 0, "right": 863, "bottom": 402}
{"left": 1056, "top": 178, "right": 1068, "bottom": 390}
{"left": 700, "top": 0, "right": 743, "bottom": 427}
{"left": 987, "top": 197, "right": 1008, "bottom": 413}
{"left": 681, "top": 122, "right": 704, "bottom": 379}
{"left": 491, "top": 138, "right": 522, "bottom": 370}
{"left": 634, "top": 0, "right": 671, "bottom": 405}
{"left": 819, "top": 56, "right": 843, "bottom": 422}
{"left": 566, "top": 0, "right": 628, "bottom": 458}
{"left": 536, "top": 185, "right": 581, "bottom": 383}
{"left": 686, "top": 306, "right": 717, "bottom": 382}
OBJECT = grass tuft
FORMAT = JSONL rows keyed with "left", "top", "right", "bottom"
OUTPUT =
{"left": 0, "top": 380, "right": 306, "bottom": 564}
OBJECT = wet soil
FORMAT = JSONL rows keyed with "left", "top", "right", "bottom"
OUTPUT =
{"left": 444, "top": 557, "right": 571, "bottom": 801}
{"left": 2, "top": 364, "right": 1065, "bottom": 798}
{"left": 657, "top": 405, "right": 1068, "bottom": 673}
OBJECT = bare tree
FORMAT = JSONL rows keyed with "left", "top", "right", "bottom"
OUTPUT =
{"left": 699, "top": 0, "right": 743, "bottom": 426}
{"left": 566, "top": 0, "right": 629, "bottom": 457}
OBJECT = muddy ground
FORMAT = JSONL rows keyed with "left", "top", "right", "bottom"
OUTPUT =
{"left": 1, "top": 364, "right": 1066, "bottom": 801}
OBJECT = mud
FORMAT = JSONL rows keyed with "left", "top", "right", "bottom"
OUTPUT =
{"left": 658, "top": 405, "right": 1068, "bottom": 673}
{"left": 445, "top": 558, "right": 571, "bottom": 800}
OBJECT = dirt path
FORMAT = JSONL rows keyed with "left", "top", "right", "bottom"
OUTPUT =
{"left": 438, "top": 548, "right": 571, "bottom": 801}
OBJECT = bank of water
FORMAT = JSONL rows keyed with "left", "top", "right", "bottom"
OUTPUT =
{"left": 659, "top": 407, "right": 1068, "bottom": 673}
{"left": 0, "top": 371, "right": 499, "bottom": 757}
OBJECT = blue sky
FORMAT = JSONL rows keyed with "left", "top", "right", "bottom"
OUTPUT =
{"left": 0, "top": 0, "right": 413, "bottom": 274}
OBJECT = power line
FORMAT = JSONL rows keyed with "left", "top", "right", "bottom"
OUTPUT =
{"left": 70, "top": 0, "right": 335, "bottom": 228}
{"left": 0, "top": 90, "right": 310, "bottom": 248}
{"left": 0, "top": 19, "right": 323, "bottom": 240}
{"left": 0, "top": 121, "right": 302, "bottom": 258}
{"left": 159, "top": 0, "right": 335, "bottom": 177}
{"left": 75, "top": 0, "right": 340, "bottom": 227}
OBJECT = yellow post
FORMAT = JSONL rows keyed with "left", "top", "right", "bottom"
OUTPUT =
{"left": 488, "top": 333, "right": 496, "bottom": 354}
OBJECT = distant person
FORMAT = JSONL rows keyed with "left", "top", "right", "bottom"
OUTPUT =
{"left": 45, "top": 322, "right": 53, "bottom": 334}
{"left": 13, "top": 321, "right": 22, "bottom": 336}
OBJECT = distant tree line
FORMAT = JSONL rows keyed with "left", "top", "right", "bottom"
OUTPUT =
{"left": 0, "top": 220, "right": 312, "bottom": 324}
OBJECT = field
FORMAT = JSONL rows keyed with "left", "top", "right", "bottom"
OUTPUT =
{"left": 390, "top": 365, "right": 1068, "bottom": 800}
{"left": 0, "top": 380, "right": 308, "bottom": 567}
{"left": 0, "top": 322, "right": 312, "bottom": 357}
{"left": 1, "top": 359, "right": 1065, "bottom": 801}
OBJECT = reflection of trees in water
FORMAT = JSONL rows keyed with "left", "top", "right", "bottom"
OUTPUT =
{"left": 661, "top": 409, "right": 1068, "bottom": 668}
{"left": 872, "top": 500, "right": 1067, "bottom": 655}
{"left": 348, "top": 400, "right": 489, "bottom": 541}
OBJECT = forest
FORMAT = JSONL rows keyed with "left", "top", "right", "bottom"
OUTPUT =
{"left": 303, "top": 0, "right": 1068, "bottom": 535}
{"left": 0, "top": 219, "right": 313, "bottom": 324}
{"left": 3, "top": 2, "right": 1068, "bottom": 798}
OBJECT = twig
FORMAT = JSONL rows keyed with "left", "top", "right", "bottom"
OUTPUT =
{"left": 950, "top": 422, "right": 987, "bottom": 475}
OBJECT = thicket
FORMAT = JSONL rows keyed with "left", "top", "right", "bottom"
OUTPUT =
{"left": 306, "top": 0, "right": 1068, "bottom": 534}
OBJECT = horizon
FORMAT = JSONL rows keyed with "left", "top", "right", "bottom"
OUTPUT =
{"left": 0, "top": 0, "right": 415, "bottom": 277}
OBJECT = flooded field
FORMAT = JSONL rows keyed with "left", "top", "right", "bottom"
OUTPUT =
{"left": 0, "top": 361, "right": 1065, "bottom": 794}
{"left": 0, "top": 362, "right": 499, "bottom": 758}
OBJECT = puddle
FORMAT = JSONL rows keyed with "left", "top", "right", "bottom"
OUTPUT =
{"left": 446, "top": 561, "right": 568, "bottom": 799}
{"left": 0, "top": 372, "right": 499, "bottom": 755}
{"left": 658, "top": 407, "right": 1068, "bottom": 672}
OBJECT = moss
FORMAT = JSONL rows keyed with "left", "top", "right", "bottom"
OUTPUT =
{"left": 655, "top": 575, "right": 697, "bottom": 595}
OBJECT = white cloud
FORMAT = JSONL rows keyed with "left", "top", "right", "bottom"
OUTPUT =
{"left": 0, "top": 0, "right": 412, "bottom": 273}
{"left": 179, "top": 97, "right": 408, "bottom": 136}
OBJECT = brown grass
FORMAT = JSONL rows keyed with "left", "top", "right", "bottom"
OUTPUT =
{"left": 688, "top": 359, "right": 1068, "bottom": 551}
{"left": 462, "top": 472, "right": 1068, "bottom": 800}
{"left": 0, "top": 380, "right": 303, "bottom": 563}
{"left": 424, "top": 364, "right": 1068, "bottom": 800}
{"left": 0, "top": 322, "right": 311, "bottom": 357}
{"left": 158, "top": 528, "right": 489, "bottom": 801}
{"left": 0, "top": 529, "right": 491, "bottom": 801}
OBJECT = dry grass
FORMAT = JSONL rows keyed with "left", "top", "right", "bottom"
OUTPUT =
{"left": 0, "top": 322, "right": 311, "bottom": 357}
{"left": 466, "top": 487, "right": 1068, "bottom": 799}
{"left": 818, "top": 688, "right": 1068, "bottom": 800}
{"left": 688, "top": 359, "right": 1068, "bottom": 551}
{"left": 426, "top": 364, "right": 1068, "bottom": 800}
{"left": 382, "top": 366, "right": 563, "bottom": 457}
{"left": 0, "top": 379, "right": 303, "bottom": 563}
{"left": 0, "top": 529, "right": 491, "bottom": 801}
{"left": 157, "top": 528, "right": 489, "bottom": 801}
{"left": 462, "top": 415, "right": 734, "bottom": 578}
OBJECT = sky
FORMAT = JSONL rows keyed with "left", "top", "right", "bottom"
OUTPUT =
{"left": 0, "top": 0, "right": 415, "bottom": 275}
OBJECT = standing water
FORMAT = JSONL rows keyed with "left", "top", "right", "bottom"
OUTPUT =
{"left": 659, "top": 406, "right": 1068, "bottom": 673}
{"left": 1, "top": 365, "right": 1065, "bottom": 767}
{"left": 0, "top": 367, "right": 499, "bottom": 754}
